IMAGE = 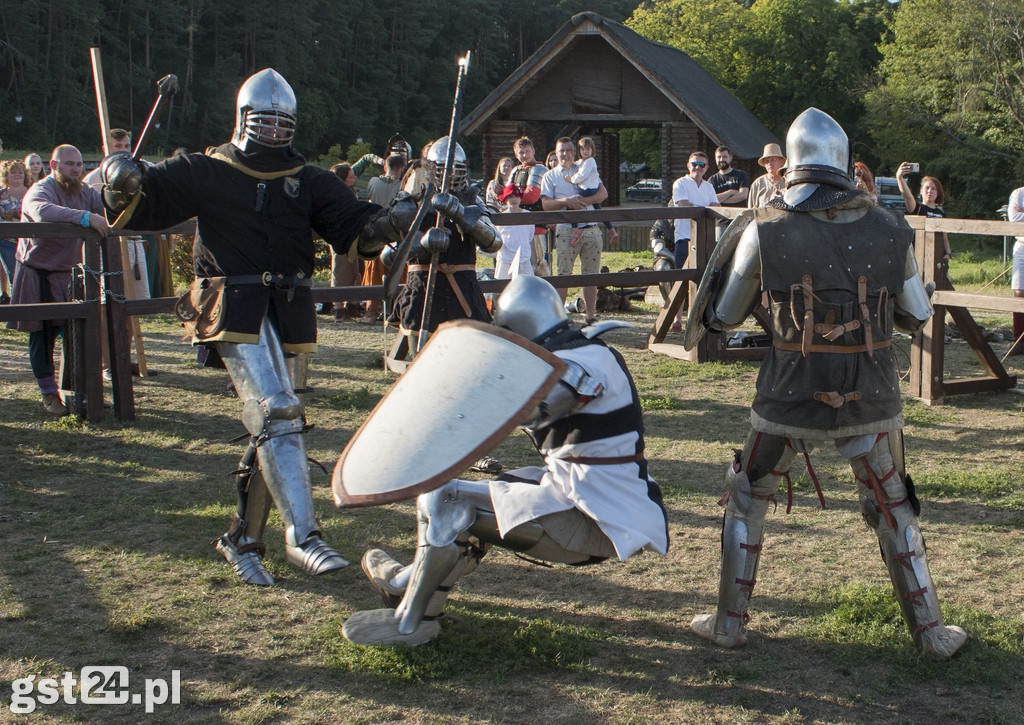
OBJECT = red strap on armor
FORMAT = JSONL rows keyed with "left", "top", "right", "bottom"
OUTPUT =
{"left": 904, "top": 586, "right": 928, "bottom": 607}
{"left": 859, "top": 454, "right": 897, "bottom": 530}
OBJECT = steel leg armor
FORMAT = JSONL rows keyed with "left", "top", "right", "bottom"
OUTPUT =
{"left": 215, "top": 320, "right": 348, "bottom": 585}
{"left": 852, "top": 434, "right": 966, "bottom": 660}
{"left": 344, "top": 477, "right": 614, "bottom": 646}
{"left": 691, "top": 433, "right": 792, "bottom": 647}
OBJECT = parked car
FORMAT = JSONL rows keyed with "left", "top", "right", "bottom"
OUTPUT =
{"left": 876, "top": 176, "right": 906, "bottom": 212}
{"left": 625, "top": 178, "right": 665, "bottom": 203}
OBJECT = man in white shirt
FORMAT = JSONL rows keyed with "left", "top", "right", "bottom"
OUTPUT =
{"left": 1008, "top": 185, "right": 1024, "bottom": 354}
{"left": 540, "top": 137, "right": 608, "bottom": 324}
{"left": 669, "top": 152, "right": 719, "bottom": 332}
{"left": 671, "top": 151, "right": 720, "bottom": 268}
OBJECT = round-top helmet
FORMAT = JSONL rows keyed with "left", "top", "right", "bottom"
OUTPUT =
{"left": 425, "top": 136, "right": 469, "bottom": 191}
{"left": 233, "top": 69, "right": 297, "bottom": 152}
{"left": 783, "top": 107, "right": 853, "bottom": 190}
{"left": 388, "top": 133, "right": 413, "bottom": 159}
{"left": 493, "top": 276, "right": 569, "bottom": 343}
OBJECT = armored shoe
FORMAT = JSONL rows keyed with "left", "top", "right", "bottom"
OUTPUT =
{"left": 216, "top": 534, "right": 275, "bottom": 586}
{"left": 362, "top": 549, "right": 406, "bottom": 608}
{"left": 42, "top": 393, "right": 68, "bottom": 417}
{"left": 920, "top": 624, "right": 967, "bottom": 661}
{"left": 285, "top": 535, "right": 349, "bottom": 575}
{"left": 342, "top": 608, "right": 440, "bottom": 647}
{"left": 690, "top": 612, "right": 748, "bottom": 648}
{"left": 470, "top": 455, "right": 502, "bottom": 474}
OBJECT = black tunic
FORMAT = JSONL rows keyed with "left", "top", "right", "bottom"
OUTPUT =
{"left": 114, "top": 143, "right": 380, "bottom": 351}
{"left": 394, "top": 188, "right": 491, "bottom": 333}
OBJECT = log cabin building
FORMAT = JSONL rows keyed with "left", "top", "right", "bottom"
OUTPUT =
{"left": 460, "top": 12, "right": 778, "bottom": 206}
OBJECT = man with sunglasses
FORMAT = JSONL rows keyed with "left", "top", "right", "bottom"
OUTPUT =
{"left": 671, "top": 152, "right": 720, "bottom": 269}
{"left": 667, "top": 152, "right": 719, "bottom": 332}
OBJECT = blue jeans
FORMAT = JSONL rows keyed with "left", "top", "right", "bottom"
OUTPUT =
{"left": 675, "top": 239, "right": 690, "bottom": 268}
{"left": 0, "top": 238, "right": 16, "bottom": 281}
{"left": 29, "top": 324, "right": 64, "bottom": 382}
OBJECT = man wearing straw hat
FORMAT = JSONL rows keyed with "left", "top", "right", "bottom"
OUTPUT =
{"left": 747, "top": 143, "right": 787, "bottom": 209}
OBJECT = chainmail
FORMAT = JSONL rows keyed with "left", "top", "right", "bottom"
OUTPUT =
{"left": 767, "top": 185, "right": 866, "bottom": 212}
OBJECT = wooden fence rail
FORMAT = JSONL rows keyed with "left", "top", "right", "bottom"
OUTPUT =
{"left": 904, "top": 215, "right": 1023, "bottom": 404}
{"left": 1, "top": 206, "right": 1020, "bottom": 419}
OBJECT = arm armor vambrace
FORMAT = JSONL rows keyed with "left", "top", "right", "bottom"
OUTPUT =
{"left": 521, "top": 360, "right": 603, "bottom": 429}
{"left": 893, "top": 248, "right": 933, "bottom": 334}
{"left": 459, "top": 204, "right": 501, "bottom": 254}
{"left": 706, "top": 218, "right": 762, "bottom": 330}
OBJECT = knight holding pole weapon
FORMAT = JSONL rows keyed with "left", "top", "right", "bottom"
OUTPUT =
{"left": 388, "top": 52, "right": 501, "bottom": 357}
{"left": 98, "top": 68, "right": 421, "bottom": 586}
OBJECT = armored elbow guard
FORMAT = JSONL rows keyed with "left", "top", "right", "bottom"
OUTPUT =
{"left": 461, "top": 205, "right": 501, "bottom": 254}
{"left": 893, "top": 252, "right": 933, "bottom": 334}
{"left": 522, "top": 360, "right": 603, "bottom": 428}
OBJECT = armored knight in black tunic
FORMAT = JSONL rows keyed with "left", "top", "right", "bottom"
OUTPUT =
{"left": 101, "top": 69, "right": 421, "bottom": 586}
{"left": 392, "top": 136, "right": 500, "bottom": 352}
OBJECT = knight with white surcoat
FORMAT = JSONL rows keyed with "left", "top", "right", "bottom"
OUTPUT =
{"left": 342, "top": 275, "right": 669, "bottom": 645}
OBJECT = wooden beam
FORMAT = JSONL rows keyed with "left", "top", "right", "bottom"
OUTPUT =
{"left": 90, "top": 48, "right": 112, "bottom": 155}
{"left": 101, "top": 235, "right": 136, "bottom": 421}
{"left": 942, "top": 377, "right": 1017, "bottom": 396}
{"left": 931, "top": 290, "right": 1024, "bottom": 314}
{"left": 905, "top": 216, "right": 1024, "bottom": 236}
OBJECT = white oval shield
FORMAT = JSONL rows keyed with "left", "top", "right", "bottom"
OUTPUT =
{"left": 332, "top": 320, "right": 567, "bottom": 507}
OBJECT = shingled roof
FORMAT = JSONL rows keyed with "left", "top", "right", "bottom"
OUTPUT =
{"left": 460, "top": 12, "right": 777, "bottom": 160}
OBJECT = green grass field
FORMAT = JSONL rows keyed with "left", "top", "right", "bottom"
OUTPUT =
{"left": 1, "top": 241, "right": 1022, "bottom": 724}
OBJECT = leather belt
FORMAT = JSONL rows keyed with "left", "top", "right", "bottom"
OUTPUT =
{"left": 407, "top": 264, "right": 476, "bottom": 273}
{"left": 223, "top": 273, "right": 313, "bottom": 287}
{"left": 774, "top": 339, "right": 891, "bottom": 354}
{"left": 407, "top": 263, "right": 476, "bottom": 316}
{"left": 561, "top": 453, "right": 645, "bottom": 465}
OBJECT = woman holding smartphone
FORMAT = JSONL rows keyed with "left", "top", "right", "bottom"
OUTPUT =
{"left": 896, "top": 161, "right": 951, "bottom": 259}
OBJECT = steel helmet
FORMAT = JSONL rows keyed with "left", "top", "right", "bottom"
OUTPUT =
{"left": 232, "top": 69, "right": 297, "bottom": 152}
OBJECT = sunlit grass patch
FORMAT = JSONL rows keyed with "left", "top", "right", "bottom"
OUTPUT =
{"left": 640, "top": 395, "right": 682, "bottom": 411}
{"left": 802, "top": 582, "right": 905, "bottom": 647}
{"left": 317, "top": 386, "right": 380, "bottom": 411}
{"left": 107, "top": 599, "right": 167, "bottom": 638}
{"left": 323, "top": 605, "right": 603, "bottom": 682}
{"left": 800, "top": 582, "right": 1024, "bottom": 681}
{"left": 40, "top": 414, "right": 88, "bottom": 432}
{"left": 902, "top": 398, "right": 958, "bottom": 427}
{"left": 913, "top": 468, "right": 1017, "bottom": 502}
{"left": 649, "top": 359, "right": 754, "bottom": 383}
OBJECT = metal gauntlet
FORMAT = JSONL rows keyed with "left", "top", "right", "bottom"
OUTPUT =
{"left": 461, "top": 205, "right": 501, "bottom": 254}
{"left": 356, "top": 192, "right": 419, "bottom": 258}
{"left": 432, "top": 193, "right": 500, "bottom": 253}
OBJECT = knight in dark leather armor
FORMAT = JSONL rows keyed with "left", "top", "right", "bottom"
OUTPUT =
{"left": 391, "top": 136, "right": 500, "bottom": 354}
{"left": 685, "top": 108, "right": 966, "bottom": 660}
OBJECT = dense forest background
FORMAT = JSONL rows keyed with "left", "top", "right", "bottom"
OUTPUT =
{"left": 1, "top": 0, "right": 1022, "bottom": 218}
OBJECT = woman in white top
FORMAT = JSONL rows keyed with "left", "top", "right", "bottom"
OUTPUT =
{"left": 486, "top": 157, "right": 514, "bottom": 210}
